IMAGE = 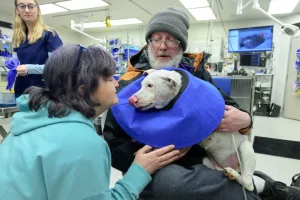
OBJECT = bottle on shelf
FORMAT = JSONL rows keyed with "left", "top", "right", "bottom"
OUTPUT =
{"left": 293, "top": 49, "right": 300, "bottom": 96}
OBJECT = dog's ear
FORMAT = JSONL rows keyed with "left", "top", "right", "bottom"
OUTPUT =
{"left": 160, "top": 77, "right": 177, "bottom": 88}
{"left": 143, "top": 69, "right": 156, "bottom": 76}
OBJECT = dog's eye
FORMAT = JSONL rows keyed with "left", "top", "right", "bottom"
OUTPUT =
{"left": 147, "top": 84, "right": 153, "bottom": 88}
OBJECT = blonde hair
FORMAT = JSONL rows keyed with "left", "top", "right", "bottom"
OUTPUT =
{"left": 12, "top": 0, "right": 56, "bottom": 48}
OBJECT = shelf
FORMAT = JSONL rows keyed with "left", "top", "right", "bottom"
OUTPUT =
{"left": 253, "top": 112, "right": 269, "bottom": 116}
{"left": 255, "top": 86, "right": 271, "bottom": 89}
{"left": 255, "top": 74, "right": 273, "bottom": 76}
{"left": 254, "top": 99, "right": 270, "bottom": 104}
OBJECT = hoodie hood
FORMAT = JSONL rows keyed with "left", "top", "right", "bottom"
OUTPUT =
{"left": 11, "top": 95, "right": 95, "bottom": 136}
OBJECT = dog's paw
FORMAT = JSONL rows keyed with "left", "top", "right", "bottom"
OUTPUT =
{"left": 242, "top": 177, "right": 255, "bottom": 191}
{"left": 224, "top": 167, "right": 239, "bottom": 180}
{"left": 244, "top": 183, "right": 254, "bottom": 192}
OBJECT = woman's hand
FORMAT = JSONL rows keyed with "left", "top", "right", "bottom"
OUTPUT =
{"left": 134, "top": 145, "right": 179, "bottom": 174}
{"left": 16, "top": 65, "right": 28, "bottom": 76}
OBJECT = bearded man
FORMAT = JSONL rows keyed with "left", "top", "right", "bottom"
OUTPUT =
{"left": 103, "top": 7, "right": 300, "bottom": 200}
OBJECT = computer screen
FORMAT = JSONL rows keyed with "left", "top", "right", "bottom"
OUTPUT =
{"left": 240, "top": 53, "right": 261, "bottom": 66}
{"left": 228, "top": 26, "right": 273, "bottom": 53}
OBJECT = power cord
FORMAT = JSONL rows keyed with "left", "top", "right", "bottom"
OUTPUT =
{"left": 215, "top": 0, "right": 245, "bottom": 70}
{"left": 232, "top": 134, "right": 248, "bottom": 200}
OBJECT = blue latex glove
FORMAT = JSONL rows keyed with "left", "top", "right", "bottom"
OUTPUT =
{"left": 5, "top": 59, "right": 20, "bottom": 90}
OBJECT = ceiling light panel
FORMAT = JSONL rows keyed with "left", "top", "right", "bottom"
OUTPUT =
{"left": 188, "top": 7, "right": 216, "bottom": 21}
{"left": 179, "top": 0, "right": 209, "bottom": 8}
{"left": 268, "top": 0, "right": 299, "bottom": 14}
{"left": 79, "top": 22, "right": 106, "bottom": 28}
{"left": 40, "top": 4, "right": 68, "bottom": 15}
{"left": 106, "top": 18, "right": 143, "bottom": 26}
{"left": 56, "top": 0, "right": 109, "bottom": 11}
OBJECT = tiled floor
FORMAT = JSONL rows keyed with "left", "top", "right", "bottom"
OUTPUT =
{"left": 1, "top": 116, "right": 300, "bottom": 188}
{"left": 250, "top": 116, "right": 300, "bottom": 185}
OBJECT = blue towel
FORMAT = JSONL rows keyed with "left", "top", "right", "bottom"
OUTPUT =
{"left": 112, "top": 68, "right": 225, "bottom": 149}
{"left": 5, "top": 59, "right": 20, "bottom": 90}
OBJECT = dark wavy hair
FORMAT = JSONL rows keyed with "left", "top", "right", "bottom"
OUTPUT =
{"left": 25, "top": 44, "right": 116, "bottom": 118}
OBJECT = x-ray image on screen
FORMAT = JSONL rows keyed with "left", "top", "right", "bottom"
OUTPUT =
{"left": 228, "top": 26, "right": 273, "bottom": 52}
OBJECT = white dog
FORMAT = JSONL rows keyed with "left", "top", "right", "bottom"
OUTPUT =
{"left": 128, "top": 69, "right": 256, "bottom": 191}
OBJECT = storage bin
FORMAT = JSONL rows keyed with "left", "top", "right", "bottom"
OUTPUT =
{"left": 0, "top": 92, "right": 16, "bottom": 107}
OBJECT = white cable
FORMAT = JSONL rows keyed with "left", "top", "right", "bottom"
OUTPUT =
{"left": 232, "top": 134, "right": 248, "bottom": 200}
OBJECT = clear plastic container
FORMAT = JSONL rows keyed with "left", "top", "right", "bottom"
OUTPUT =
{"left": 292, "top": 81, "right": 300, "bottom": 96}
{"left": 297, "top": 49, "right": 300, "bottom": 59}
{"left": 0, "top": 92, "right": 16, "bottom": 105}
{"left": 296, "top": 61, "right": 300, "bottom": 71}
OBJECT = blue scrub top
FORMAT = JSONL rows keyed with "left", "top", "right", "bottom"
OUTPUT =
{"left": 13, "top": 30, "right": 63, "bottom": 96}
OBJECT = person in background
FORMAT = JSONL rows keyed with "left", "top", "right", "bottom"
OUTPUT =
{"left": 0, "top": 44, "right": 180, "bottom": 200}
{"left": 12, "top": 0, "right": 62, "bottom": 98}
{"left": 103, "top": 7, "right": 300, "bottom": 200}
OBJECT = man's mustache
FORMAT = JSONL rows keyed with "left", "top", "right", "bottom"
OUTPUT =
{"left": 158, "top": 52, "right": 170, "bottom": 57}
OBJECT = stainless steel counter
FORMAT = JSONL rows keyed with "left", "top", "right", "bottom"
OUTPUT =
{"left": 212, "top": 76, "right": 255, "bottom": 141}
{"left": 0, "top": 107, "right": 18, "bottom": 139}
{"left": 213, "top": 76, "right": 255, "bottom": 115}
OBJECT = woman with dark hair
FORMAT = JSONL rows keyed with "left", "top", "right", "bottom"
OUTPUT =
{"left": 0, "top": 44, "right": 179, "bottom": 200}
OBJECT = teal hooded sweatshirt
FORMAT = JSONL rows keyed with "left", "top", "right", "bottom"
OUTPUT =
{"left": 0, "top": 95, "right": 151, "bottom": 200}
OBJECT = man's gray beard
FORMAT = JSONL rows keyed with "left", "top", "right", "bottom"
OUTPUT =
{"left": 147, "top": 45, "right": 183, "bottom": 70}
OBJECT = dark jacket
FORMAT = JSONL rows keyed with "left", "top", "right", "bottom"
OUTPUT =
{"left": 13, "top": 30, "right": 63, "bottom": 97}
{"left": 103, "top": 46, "right": 252, "bottom": 173}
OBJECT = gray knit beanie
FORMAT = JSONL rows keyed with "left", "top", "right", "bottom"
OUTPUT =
{"left": 145, "top": 7, "right": 190, "bottom": 51}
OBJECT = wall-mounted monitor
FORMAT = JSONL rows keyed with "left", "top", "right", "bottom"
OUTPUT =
{"left": 228, "top": 25, "right": 273, "bottom": 53}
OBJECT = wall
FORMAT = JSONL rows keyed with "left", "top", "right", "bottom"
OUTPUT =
{"left": 0, "top": 12, "right": 14, "bottom": 42}
{"left": 79, "top": 25, "right": 146, "bottom": 47}
{"left": 271, "top": 33, "right": 291, "bottom": 109}
{"left": 54, "top": 27, "right": 81, "bottom": 45}
{"left": 1, "top": 9, "right": 298, "bottom": 110}
{"left": 80, "top": 18, "right": 282, "bottom": 48}
{"left": 0, "top": 12, "right": 13, "bottom": 24}
{"left": 80, "top": 18, "right": 282, "bottom": 63}
{"left": 79, "top": 17, "right": 299, "bottom": 111}
{"left": 271, "top": 14, "right": 300, "bottom": 110}
{"left": 281, "top": 13, "right": 300, "bottom": 25}
{"left": 188, "top": 19, "right": 281, "bottom": 49}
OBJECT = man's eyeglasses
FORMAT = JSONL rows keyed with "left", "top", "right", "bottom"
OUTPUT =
{"left": 16, "top": 3, "right": 38, "bottom": 12}
{"left": 149, "top": 38, "right": 180, "bottom": 48}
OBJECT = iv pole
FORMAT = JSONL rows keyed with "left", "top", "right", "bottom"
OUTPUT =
{"left": 237, "top": 0, "right": 299, "bottom": 36}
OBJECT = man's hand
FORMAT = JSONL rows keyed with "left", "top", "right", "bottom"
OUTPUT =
{"left": 16, "top": 65, "right": 28, "bottom": 76}
{"left": 177, "top": 147, "right": 191, "bottom": 160}
{"left": 215, "top": 105, "right": 251, "bottom": 133}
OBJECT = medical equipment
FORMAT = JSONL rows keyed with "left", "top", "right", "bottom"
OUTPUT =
{"left": 70, "top": 20, "right": 106, "bottom": 46}
{"left": 237, "top": 0, "right": 299, "bottom": 36}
